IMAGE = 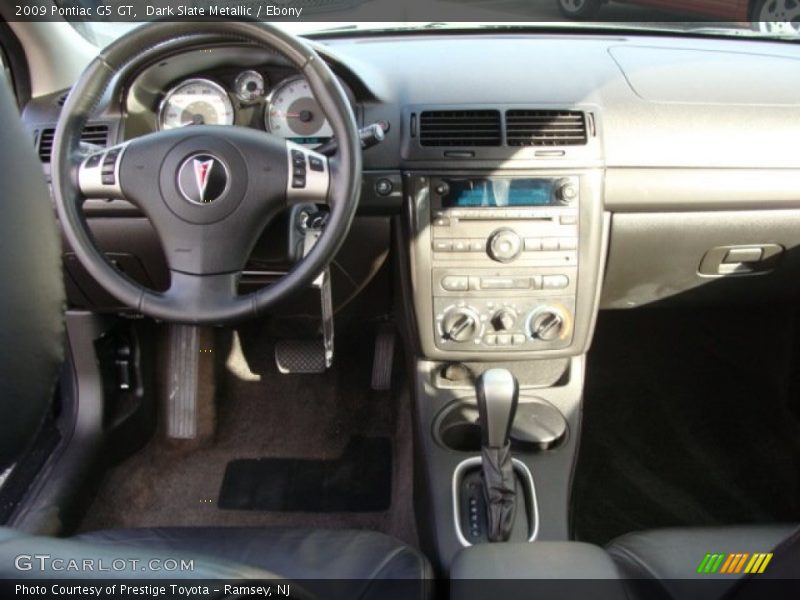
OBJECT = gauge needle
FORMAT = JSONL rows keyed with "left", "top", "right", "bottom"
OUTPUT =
{"left": 272, "top": 110, "right": 314, "bottom": 122}
{"left": 179, "top": 115, "right": 205, "bottom": 127}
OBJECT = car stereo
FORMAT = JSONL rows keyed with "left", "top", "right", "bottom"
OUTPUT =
{"left": 425, "top": 174, "right": 580, "bottom": 353}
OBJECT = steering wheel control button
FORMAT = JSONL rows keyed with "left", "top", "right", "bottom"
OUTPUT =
{"left": 309, "top": 156, "right": 325, "bottom": 172}
{"left": 290, "top": 149, "right": 307, "bottom": 189}
{"left": 78, "top": 143, "right": 129, "bottom": 199}
{"left": 85, "top": 153, "right": 103, "bottom": 168}
{"left": 177, "top": 154, "right": 229, "bottom": 204}
{"left": 285, "top": 141, "right": 330, "bottom": 204}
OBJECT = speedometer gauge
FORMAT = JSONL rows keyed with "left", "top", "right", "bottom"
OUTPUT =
{"left": 159, "top": 79, "right": 234, "bottom": 130}
{"left": 265, "top": 76, "right": 333, "bottom": 145}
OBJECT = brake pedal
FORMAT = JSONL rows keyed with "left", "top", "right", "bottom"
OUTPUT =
{"left": 371, "top": 323, "right": 396, "bottom": 391}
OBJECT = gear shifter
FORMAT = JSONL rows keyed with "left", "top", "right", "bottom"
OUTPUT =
{"left": 476, "top": 368, "right": 519, "bottom": 542}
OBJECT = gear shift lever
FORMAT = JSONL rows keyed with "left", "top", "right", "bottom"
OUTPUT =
{"left": 476, "top": 368, "right": 519, "bottom": 542}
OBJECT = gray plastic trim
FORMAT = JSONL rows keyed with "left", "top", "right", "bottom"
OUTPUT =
{"left": 452, "top": 456, "right": 539, "bottom": 548}
{"left": 606, "top": 168, "right": 800, "bottom": 212}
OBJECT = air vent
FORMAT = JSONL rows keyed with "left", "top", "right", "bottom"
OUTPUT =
{"left": 505, "top": 110, "right": 587, "bottom": 147}
{"left": 56, "top": 91, "right": 70, "bottom": 107}
{"left": 419, "top": 110, "right": 501, "bottom": 147}
{"left": 38, "top": 124, "right": 109, "bottom": 163}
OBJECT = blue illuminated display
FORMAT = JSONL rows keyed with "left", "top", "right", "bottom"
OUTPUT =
{"left": 441, "top": 178, "right": 556, "bottom": 208}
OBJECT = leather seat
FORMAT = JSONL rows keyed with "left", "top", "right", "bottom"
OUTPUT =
{"left": 77, "top": 527, "right": 430, "bottom": 583}
{"left": 0, "top": 67, "right": 430, "bottom": 598}
{"left": 607, "top": 524, "right": 800, "bottom": 599}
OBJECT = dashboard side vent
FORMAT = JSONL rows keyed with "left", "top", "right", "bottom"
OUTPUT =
{"left": 56, "top": 91, "right": 70, "bottom": 107}
{"left": 38, "top": 124, "right": 110, "bottom": 163}
{"left": 419, "top": 110, "right": 501, "bottom": 147}
{"left": 505, "top": 110, "right": 587, "bottom": 147}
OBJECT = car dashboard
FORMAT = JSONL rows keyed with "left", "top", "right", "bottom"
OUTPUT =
{"left": 21, "top": 30, "right": 800, "bottom": 361}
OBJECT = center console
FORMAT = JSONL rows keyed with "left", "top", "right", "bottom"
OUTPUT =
{"left": 403, "top": 169, "right": 607, "bottom": 572}
{"left": 400, "top": 108, "right": 608, "bottom": 574}
{"left": 405, "top": 169, "right": 606, "bottom": 361}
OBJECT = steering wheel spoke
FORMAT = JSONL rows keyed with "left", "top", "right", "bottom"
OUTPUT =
{"left": 286, "top": 142, "right": 331, "bottom": 206}
{"left": 143, "top": 270, "right": 247, "bottom": 322}
{"left": 77, "top": 142, "right": 130, "bottom": 201}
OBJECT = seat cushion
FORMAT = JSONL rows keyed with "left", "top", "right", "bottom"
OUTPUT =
{"left": 79, "top": 527, "right": 431, "bottom": 599}
{"left": 606, "top": 524, "right": 799, "bottom": 599}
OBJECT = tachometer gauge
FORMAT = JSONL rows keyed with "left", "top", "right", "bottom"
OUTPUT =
{"left": 235, "top": 70, "right": 266, "bottom": 103}
{"left": 159, "top": 79, "right": 234, "bottom": 130}
{"left": 265, "top": 76, "right": 333, "bottom": 145}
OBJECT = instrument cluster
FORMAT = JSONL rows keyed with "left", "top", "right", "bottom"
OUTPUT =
{"left": 157, "top": 69, "right": 333, "bottom": 146}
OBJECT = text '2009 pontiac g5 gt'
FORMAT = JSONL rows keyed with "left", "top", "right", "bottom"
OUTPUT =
{"left": 0, "top": 1, "right": 798, "bottom": 598}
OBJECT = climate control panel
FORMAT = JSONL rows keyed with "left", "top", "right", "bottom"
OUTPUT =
{"left": 434, "top": 285, "right": 576, "bottom": 351}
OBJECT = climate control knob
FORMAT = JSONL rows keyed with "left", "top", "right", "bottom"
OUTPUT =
{"left": 442, "top": 307, "right": 482, "bottom": 343}
{"left": 487, "top": 228, "right": 522, "bottom": 263}
{"left": 527, "top": 306, "right": 569, "bottom": 342}
{"left": 491, "top": 308, "right": 517, "bottom": 332}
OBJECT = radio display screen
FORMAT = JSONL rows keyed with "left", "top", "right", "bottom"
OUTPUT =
{"left": 440, "top": 178, "right": 557, "bottom": 208}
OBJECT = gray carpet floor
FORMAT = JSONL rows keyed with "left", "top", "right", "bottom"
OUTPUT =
{"left": 79, "top": 321, "right": 418, "bottom": 548}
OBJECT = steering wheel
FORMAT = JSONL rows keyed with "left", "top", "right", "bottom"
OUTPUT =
{"left": 52, "top": 21, "right": 361, "bottom": 324}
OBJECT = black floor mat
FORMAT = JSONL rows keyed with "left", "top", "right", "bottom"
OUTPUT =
{"left": 218, "top": 436, "right": 392, "bottom": 512}
{"left": 572, "top": 306, "right": 800, "bottom": 546}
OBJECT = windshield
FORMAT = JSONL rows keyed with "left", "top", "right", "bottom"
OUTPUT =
{"left": 49, "top": 0, "right": 800, "bottom": 47}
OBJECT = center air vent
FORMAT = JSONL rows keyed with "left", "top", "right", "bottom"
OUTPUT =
{"left": 419, "top": 110, "right": 501, "bottom": 147}
{"left": 505, "top": 110, "right": 587, "bottom": 147}
{"left": 38, "top": 124, "right": 109, "bottom": 163}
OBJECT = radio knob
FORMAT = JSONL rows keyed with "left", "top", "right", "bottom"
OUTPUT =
{"left": 556, "top": 179, "right": 578, "bottom": 205}
{"left": 528, "top": 306, "right": 569, "bottom": 342}
{"left": 442, "top": 307, "right": 481, "bottom": 343}
{"left": 487, "top": 228, "right": 522, "bottom": 263}
{"left": 491, "top": 308, "right": 517, "bottom": 332}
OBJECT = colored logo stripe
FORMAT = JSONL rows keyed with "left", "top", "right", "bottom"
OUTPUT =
{"left": 697, "top": 553, "right": 725, "bottom": 573}
{"left": 697, "top": 553, "right": 773, "bottom": 575}
{"left": 744, "top": 553, "right": 773, "bottom": 574}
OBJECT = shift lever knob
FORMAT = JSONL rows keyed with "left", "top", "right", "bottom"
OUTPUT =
{"left": 476, "top": 369, "right": 519, "bottom": 449}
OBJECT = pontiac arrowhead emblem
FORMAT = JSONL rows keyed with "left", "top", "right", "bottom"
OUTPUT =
{"left": 177, "top": 154, "right": 229, "bottom": 204}
{"left": 193, "top": 158, "right": 214, "bottom": 202}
